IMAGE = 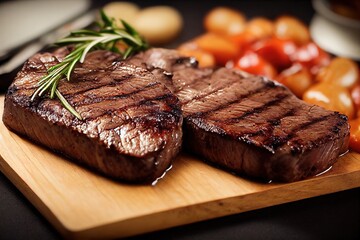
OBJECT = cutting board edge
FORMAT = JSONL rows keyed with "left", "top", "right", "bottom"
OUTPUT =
{"left": 64, "top": 172, "right": 360, "bottom": 239}
{"left": 2, "top": 150, "right": 358, "bottom": 240}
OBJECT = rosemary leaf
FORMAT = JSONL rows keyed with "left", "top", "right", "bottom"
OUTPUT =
{"left": 80, "top": 37, "right": 105, "bottom": 63}
{"left": 31, "top": 10, "right": 149, "bottom": 120}
{"left": 50, "top": 78, "right": 59, "bottom": 99}
{"left": 66, "top": 55, "right": 81, "bottom": 80}
{"left": 55, "top": 90, "right": 82, "bottom": 120}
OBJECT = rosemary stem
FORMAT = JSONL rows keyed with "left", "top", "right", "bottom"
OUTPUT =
{"left": 30, "top": 10, "right": 148, "bottom": 120}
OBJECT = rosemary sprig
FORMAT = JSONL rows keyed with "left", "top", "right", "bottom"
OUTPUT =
{"left": 31, "top": 10, "right": 149, "bottom": 120}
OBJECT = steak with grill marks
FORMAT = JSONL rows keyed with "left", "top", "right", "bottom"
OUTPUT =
{"left": 130, "top": 48, "right": 350, "bottom": 182}
{"left": 2, "top": 48, "right": 183, "bottom": 183}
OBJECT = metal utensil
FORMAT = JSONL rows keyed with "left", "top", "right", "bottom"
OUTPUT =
{"left": 0, "top": 10, "right": 97, "bottom": 91}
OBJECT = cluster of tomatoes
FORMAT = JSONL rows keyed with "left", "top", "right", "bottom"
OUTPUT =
{"left": 177, "top": 7, "right": 360, "bottom": 152}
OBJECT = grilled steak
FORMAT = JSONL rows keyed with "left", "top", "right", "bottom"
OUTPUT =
{"left": 131, "top": 48, "right": 350, "bottom": 182}
{"left": 3, "top": 48, "right": 183, "bottom": 183}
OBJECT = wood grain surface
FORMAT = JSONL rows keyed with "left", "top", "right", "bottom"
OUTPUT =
{"left": 0, "top": 95, "right": 359, "bottom": 239}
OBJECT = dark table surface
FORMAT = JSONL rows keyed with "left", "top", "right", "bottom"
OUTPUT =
{"left": 1, "top": 0, "right": 359, "bottom": 239}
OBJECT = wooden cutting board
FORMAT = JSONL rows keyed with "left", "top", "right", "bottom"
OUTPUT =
{"left": 0, "top": 95, "right": 360, "bottom": 239}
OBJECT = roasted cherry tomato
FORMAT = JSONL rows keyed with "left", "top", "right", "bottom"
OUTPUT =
{"left": 276, "top": 63, "right": 312, "bottom": 98}
{"left": 316, "top": 57, "right": 359, "bottom": 89}
{"left": 291, "top": 42, "right": 331, "bottom": 75}
{"left": 349, "top": 118, "right": 360, "bottom": 153}
{"left": 232, "top": 50, "right": 277, "bottom": 79}
{"left": 303, "top": 82, "right": 355, "bottom": 119}
{"left": 252, "top": 37, "right": 297, "bottom": 71}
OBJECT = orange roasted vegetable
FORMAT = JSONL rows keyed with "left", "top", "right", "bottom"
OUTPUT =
{"left": 276, "top": 63, "right": 312, "bottom": 98}
{"left": 204, "top": 7, "right": 246, "bottom": 36}
{"left": 193, "top": 33, "right": 240, "bottom": 65}
{"left": 316, "top": 57, "right": 359, "bottom": 89}
{"left": 303, "top": 82, "right": 355, "bottom": 119}
{"left": 274, "top": 15, "right": 310, "bottom": 46}
{"left": 228, "top": 17, "right": 274, "bottom": 53}
{"left": 243, "top": 17, "right": 274, "bottom": 41}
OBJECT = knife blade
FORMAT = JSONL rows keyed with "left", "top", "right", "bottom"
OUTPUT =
{"left": 0, "top": 9, "right": 97, "bottom": 91}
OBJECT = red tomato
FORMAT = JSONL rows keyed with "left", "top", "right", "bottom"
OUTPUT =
{"left": 233, "top": 51, "right": 277, "bottom": 79}
{"left": 291, "top": 42, "right": 330, "bottom": 75}
{"left": 252, "top": 37, "right": 297, "bottom": 71}
{"left": 349, "top": 118, "right": 360, "bottom": 153}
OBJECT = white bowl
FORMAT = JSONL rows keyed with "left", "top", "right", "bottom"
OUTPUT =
{"left": 310, "top": 0, "right": 360, "bottom": 60}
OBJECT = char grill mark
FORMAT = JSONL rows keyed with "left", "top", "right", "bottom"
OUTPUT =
{"left": 62, "top": 60, "right": 179, "bottom": 122}
{"left": 239, "top": 108, "right": 296, "bottom": 137}
{"left": 185, "top": 80, "right": 277, "bottom": 118}
{"left": 184, "top": 93, "right": 293, "bottom": 151}
{"left": 176, "top": 69, "right": 247, "bottom": 105}
{"left": 206, "top": 97, "right": 341, "bottom": 152}
{"left": 218, "top": 93, "right": 290, "bottom": 124}
{"left": 76, "top": 87, "right": 174, "bottom": 120}
{"left": 58, "top": 75, "right": 117, "bottom": 96}
{"left": 284, "top": 113, "right": 346, "bottom": 152}
{"left": 262, "top": 113, "right": 337, "bottom": 151}
{"left": 69, "top": 81, "right": 161, "bottom": 107}
{"left": 60, "top": 63, "right": 150, "bottom": 96}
